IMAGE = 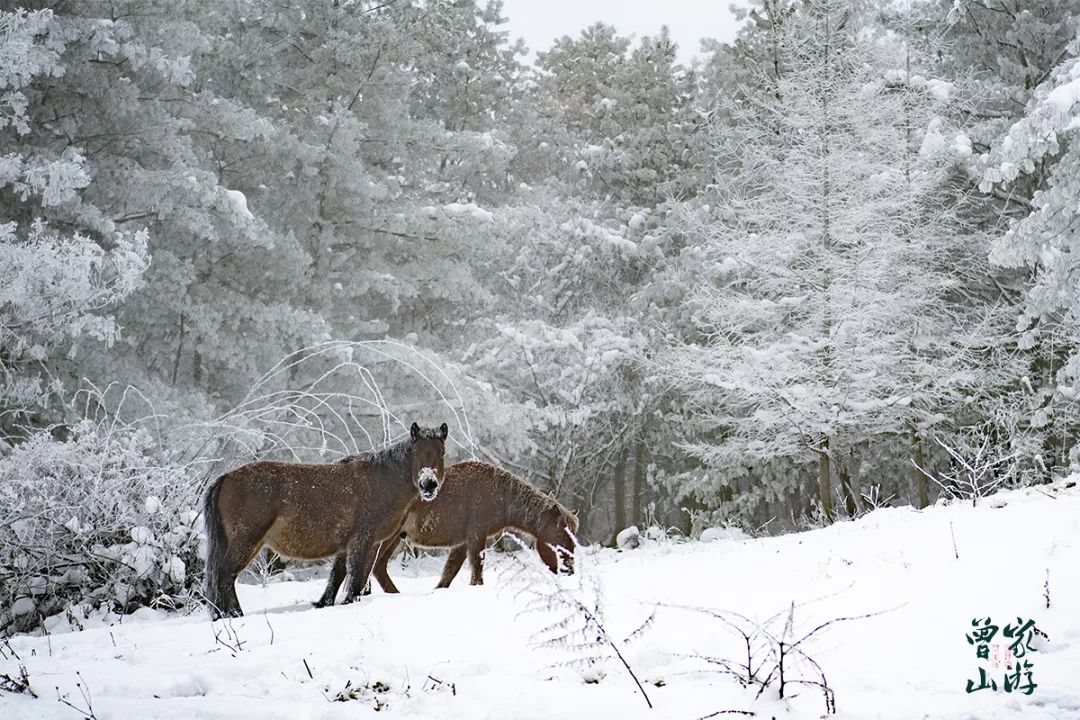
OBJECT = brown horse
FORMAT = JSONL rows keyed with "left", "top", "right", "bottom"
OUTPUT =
{"left": 203, "top": 422, "right": 448, "bottom": 618}
{"left": 369, "top": 460, "right": 578, "bottom": 592}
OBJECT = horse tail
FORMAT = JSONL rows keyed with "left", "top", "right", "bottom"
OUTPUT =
{"left": 203, "top": 477, "right": 228, "bottom": 608}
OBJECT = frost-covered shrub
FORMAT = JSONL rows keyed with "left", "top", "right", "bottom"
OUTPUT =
{"left": 0, "top": 419, "right": 203, "bottom": 635}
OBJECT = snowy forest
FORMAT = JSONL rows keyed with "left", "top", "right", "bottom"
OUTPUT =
{"left": 3, "top": 0, "right": 1080, "bottom": 635}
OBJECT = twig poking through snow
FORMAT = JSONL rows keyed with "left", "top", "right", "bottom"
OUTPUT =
{"left": 424, "top": 675, "right": 457, "bottom": 696}
{"left": 0, "top": 641, "right": 36, "bottom": 699}
{"left": 211, "top": 617, "right": 244, "bottom": 656}
{"left": 664, "top": 601, "right": 901, "bottom": 717}
{"left": 55, "top": 671, "right": 96, "bottom": 719}
{"left": 500, "top": 535, "right": 655, "bottom": 709}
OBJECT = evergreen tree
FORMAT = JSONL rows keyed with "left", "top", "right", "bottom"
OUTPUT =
{"left": 665, "top": 0, "right": 968, "bottom": 521}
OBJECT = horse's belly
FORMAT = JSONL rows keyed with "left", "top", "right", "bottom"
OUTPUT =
{"left": 264, "top": 514, "right": 350, "bottom": 560}
{"left": 402, "top": 509, "right": 469, "bottom": 548}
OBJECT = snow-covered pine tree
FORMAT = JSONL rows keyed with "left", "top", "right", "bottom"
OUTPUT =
{"left": 921, "top": 0, "right": 1080, "bottom": 479}
{"left": 983, "top": 32, "right": 1080, "bottom": 467}
{"left": 665, "top": 0, "right": 964, "bottom": 521}
{"left": 1, "top": 8, "right": 150, "bottom": 431}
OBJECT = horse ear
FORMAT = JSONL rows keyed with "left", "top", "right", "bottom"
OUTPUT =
{"left": 410, "top": 422, "right": 420, "bottom": 441}
{"left": 439, "top": 422, "right": 448, "bottom": 440}
{"left": 565, "top": 507, "right": 580, "bottom": 530}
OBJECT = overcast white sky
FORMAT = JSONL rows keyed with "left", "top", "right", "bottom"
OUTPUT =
{"left": 497, "top": 1, "right": 748, "bottom": 66}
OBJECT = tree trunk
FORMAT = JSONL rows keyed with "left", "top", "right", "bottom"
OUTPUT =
{"left": 171, "top": 313, "right": 186, "bottom": 385}
{"left": 818, "top": 441, "right": 834, "bottom": 522}
{"left": 611, "top": 448, "right": 628, "bottom": 543}
{"left": 816, "top": 10, "right": 836, "bottom": 527}
{"left": 914, "top": 431, "right": 929, "bottom": 509}
{"left": 631, "top": 438, "right": 646, "bottom": 525}
{"left": 790, "top": 480, "right": 803, "bottom": 525}
{"left": 839, "top": 464, "right": 857, "bottom": 518}
{"left": 192, "top": 340, "right": 203, "bottom": 387}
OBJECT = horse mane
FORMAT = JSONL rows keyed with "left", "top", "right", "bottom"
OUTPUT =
{"left": 494, "top": 466, "right": 577, "bottom": 531}
{"left": 338, "top": 436, "right": 414, "bottom": 475}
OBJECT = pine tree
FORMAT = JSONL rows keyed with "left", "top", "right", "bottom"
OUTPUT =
{"left": 665, "top": 0, "right": 966, "bottom": 521}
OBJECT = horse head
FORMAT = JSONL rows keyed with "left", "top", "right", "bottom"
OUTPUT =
{"left": 409, "top": 422, "right": 448, "bottom": 501}
{"left": 537, "top": 503, "right": 578, "bottom": 575}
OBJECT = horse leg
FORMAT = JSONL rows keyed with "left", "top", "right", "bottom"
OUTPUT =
{"left": 341, "top": 535, "right": 379, "bottom": 604}
{"left": 467, "top": 538, "right": 486, "bottom": 586}
{"left": 372, "top": 533, "right": 403, "bottom": 594}
{"left": 434, "top": 545, "right": 467, "bottom": 588}
{"left": 206, "top": 567, "right": 230, "bottom": 620}
{"left": 219, "top": 534, "right": 267, "bottom": 617}
{"left": 313, "top": 553, "right": 346, "bottom": 608}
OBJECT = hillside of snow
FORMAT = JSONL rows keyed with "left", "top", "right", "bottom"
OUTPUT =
{"left": 2, "top": 480, "right": 1079, "bottom": 720}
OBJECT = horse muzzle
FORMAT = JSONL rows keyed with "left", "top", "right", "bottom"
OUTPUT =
{"left": 417, "top": 467, "right": 440, "bottom": 501}
{"left": 554, "top": 548, "right": 575, "bottom": 575}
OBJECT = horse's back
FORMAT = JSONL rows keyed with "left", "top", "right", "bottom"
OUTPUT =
{"left": 215, "top": 460, "right": 362, "bottom": 552}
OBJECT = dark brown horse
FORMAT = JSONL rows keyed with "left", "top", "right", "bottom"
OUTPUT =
{"left": 370, "top": 460, "right": 577, "bottom": 592}
{"left": 203, "top": 422, "right": 448, "bottom": 618}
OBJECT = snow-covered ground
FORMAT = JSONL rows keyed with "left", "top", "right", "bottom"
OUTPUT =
{"left": 3, "top": 481, "right": 1079, "bottom": 720}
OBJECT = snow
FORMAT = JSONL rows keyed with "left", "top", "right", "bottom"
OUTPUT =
{"left": 3, "top": 482, "right": 1079, "bottom": 719}
{"left": 129, "top": 525, "right": 153, "bottom": 544}
{"left": 442, "top": 202, "right": 494, "bottom": 223}
{"left": 1047, "top": 78, "right": 1080, "bottom": 114}
{"left": 417, "top": 466, "right": 440, "bottom": 500}
{"left": 1045, "top": 61, "right": 1080, "bottom": 115}
{"left": 581, "top": 144, "right": 605, "bottom": 160}
{"left": 615, "top": 524, "right": 641, "bottom": 549}
{"left": 225, "top": 188, "right": 254, "bottom": 222}
{"left": 10, "top": 597, "right": 35, "bottom": 617}
{"left": 953, "top": 132, "right": 973, "bottom": 158}
{"left": 561, "top": 218, "right": 638, "bottom": 254}
{"left": 876, "top": 73, "right": 953, "bottom": 103}
{"left": 926, "top": 78, "right": 954, "bottom": 102}
{"left": 921, "top": 117, "right": 947, "bottom": 156}
{"left": 700, "top": 526, "right": 749, "bottom": 543}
